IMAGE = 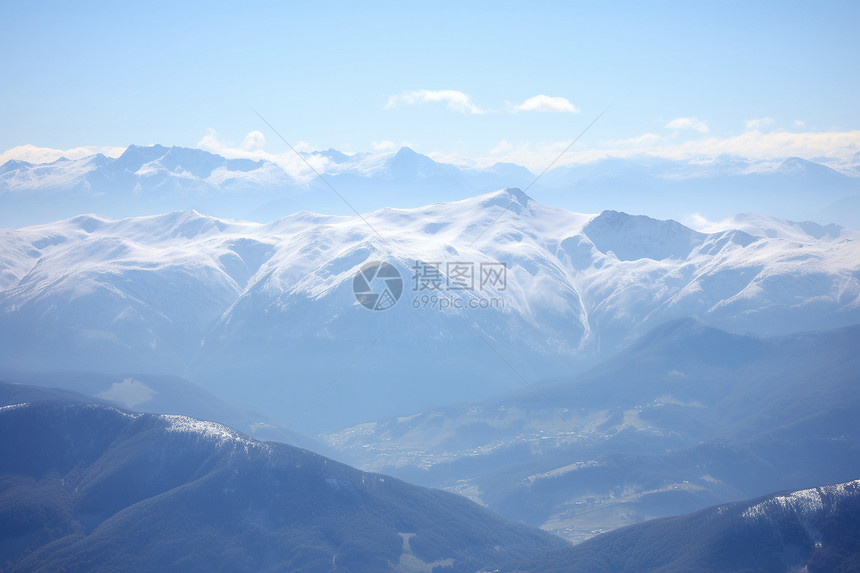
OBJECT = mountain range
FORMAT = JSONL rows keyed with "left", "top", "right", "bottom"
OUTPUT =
{"left": 3, "top": 146, "right": 860, "bottom": 570}
{"left": 0, "top": 384, "right": 567, "bottom": 572}
{"left": 1, "top": 190, "right": 858, "bottom": 430}
{"left": 2, "top": 382, "right": 858, "bottom": 571}
{"left": 326, "top": 319, "right": 860, "bottom": 543}
{"left": 2, "top": 144, "right": 859, "bottom": 228}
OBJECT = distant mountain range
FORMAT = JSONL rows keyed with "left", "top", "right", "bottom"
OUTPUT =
{"left": 0, "top": 144, "right": 532, "bottom": 227}
{"left": 2, "top": 144, "right": 859, "bottom": 228}
{"left": 1, "top": 190, "right": 858, "bottom": 430}
{"left": 0, "top": 385, "right": 567, "bottom": 572}
{"left": 516, "top": 478, "right": 860, "bottom": 572}
{"left": 328, "top": 320, "right": 860, "bottom": 544}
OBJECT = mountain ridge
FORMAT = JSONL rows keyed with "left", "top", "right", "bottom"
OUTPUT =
{"left": 2, "top": 144, "right": 859, "bottom": 228}
{"left": 515, "top": 478, "right": 860, "bottom": 572}
{"left": 0, "top": 394, "right": 568, "bottom": 572}
{"left": 1, "top": 190, "right": 858, "bottom": 429}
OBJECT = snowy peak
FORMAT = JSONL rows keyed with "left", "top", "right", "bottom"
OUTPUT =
{"left": 743, "top": 479, "right": 860, "bottom": 522}
{"left": 703, "top": 212, "right": 846, "bottom": 241}
{"left": 57, "top": 209, "right": 236, "bottom": 242}
{"left": 122, "top": 209, "right": 232, "bottom": 240}
{"left": 304, "top": 147, "right": 351, "bottom": 164}
{"left": 389, "top": 145, "right": 427, "bottom": 165}
{"left": 113, "top": 144, "right": 172, "bottom": 171}
{"left": 1, "top": 144, "right": 286, "bottom": 197}
{"left": 0, "top": 159, "right": 33, "bottom": 172}
{"left": 148, "top": 146, "right": 225, "bottom": 178}
{"left": 117, "top": 145, "right": 233, "bottom": 180}
{"left": 66, "top": 213, "right": 113, "bottom": 233}
{"left": 478, "top": 187, "right": 532, "bottom": 210}
{"left": 584, "top": 210, "right": 706, "bottom": 260}
{"left": 384, "top": 146, "right": 457, "bottom": 179}
{"left": 776, "top": 156, "right": 843, "bottom": 178}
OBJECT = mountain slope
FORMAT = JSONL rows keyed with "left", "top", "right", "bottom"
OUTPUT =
{"left": 516, "top": 479, "right": 860, "bottom": 572}
{"left": 326, "top": 321, "right": 860, "bottom": 542}
{"left": 0, "top": 395, "right": 567, "bottom": 572}
{"left": 0, "top": 191, "right": 858, "bottom": 429}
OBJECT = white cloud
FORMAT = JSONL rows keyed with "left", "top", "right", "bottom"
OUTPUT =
{"left": 241, "top": 130, "right": 266, "bottom": 151}
{"left": 385, "top": 89, "right": 484, "bottom": 114}
{"left": 602, "top": 133, "right": 661, "bottom": 147}
{"left": 658, "top": 129, "right": 860, "bottom": 161}
{"left": 196, "top": 129, "right": 222, "bottom": 152}
{"left": 431, "top": 140, "right": 575, "bottom": 173}
{"left": 0, "top": 144, "right": 126, "bottom": 165}
{"left": 435, "top": 128, "right": 860, "bottom": 173}
{"left": 197, "top": 129, "right": 332, "bottom": 182}
{"left": 371, "top": 140, "right": 397, "bottom": 152}
{"left": 683, "top": 213, "right": 723, "bottom": 233}
{"left": 665, "top": 117, "right": 709, "bottom": 133}
{"left": 490, "top": 139, "right": 513, "bottom": 155}
{"left": 384, "top": 90, "right": 579, "bottom": 115}
{"left": 745, "top": 117, "right": 774, "bottom": 131}
{"left": 585, "top": 129, "right": 860, "bottom": 167}
{"left": 794, "top": 119, "right": 806, "bottom": 128}
{"left": 513, "top": 95, "right": 579, "bottom": 113}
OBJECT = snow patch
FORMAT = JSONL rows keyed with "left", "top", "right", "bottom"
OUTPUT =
{"left": 162, "top": 414, "right": 261, "bottom": 449}
{"left": 0, "top": 402, "right": 30, "bottom": 412}
{"left": 742, "top": 479, "right": 860, "bottom": 520}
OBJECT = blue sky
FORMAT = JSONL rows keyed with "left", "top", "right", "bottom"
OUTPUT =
{"left": 2, "top": 0, "right": 859, "bottom": 170}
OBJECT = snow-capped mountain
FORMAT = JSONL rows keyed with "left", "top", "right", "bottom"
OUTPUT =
{"left": 2, "top": 144, "right": 859, "bottom": 228}
{"left": 0, "top": 144, "right": 533, "bottom": 227}
{"left": 519, "top": 478, "right": 860, "bottom": 572}
{"left": 1, "top": 190, "right": 858, "bottom": 429}
{"left": 0, "top": 144, "right": 278, "bottom": 195}
{"left": 0, "top": 145, "right": 300, "bottom": 228}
